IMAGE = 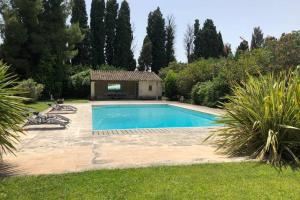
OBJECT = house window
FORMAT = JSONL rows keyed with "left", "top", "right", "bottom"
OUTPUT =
{"left": 108, "top": 83, "right": 121, "bottom": 91}
{"left": 149, "top": 85, "right": 152, "bottom": 91}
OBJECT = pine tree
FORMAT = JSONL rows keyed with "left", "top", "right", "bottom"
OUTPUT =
{"left": 138, "top": 36, "right": 152, "bottom": 71}
{"left": 71, "top": 0, "right": 90, "bottom": 65}
{"left": 250, "top": 26, "right": 264, "bottom": 50}
{"left": 105, "top": 0, "right": 118, "bottom": 65}
{"left": 217, "top": 31, "right": 224, "bottom": 57}
{"left": 184, "top": 24, "right": 194, "bottom": 63}
{"left": 114, "top": 0, "right": 135, "bottom": 70}
{"left": 193, "top": 19, "right": 201, "bottom": 59}
{"left": 90, "top": 0, "right": 105, "bottom": 68}
{"left": 146, "top": 7, "right": 166, "bottom": 73}
{"left": 165, "top": 15, "right": 176, "bottom": 65}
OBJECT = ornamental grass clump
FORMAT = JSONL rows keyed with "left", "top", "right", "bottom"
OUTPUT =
{"left": 0, "top": 62, "right": 28, "bottom": 158}
{"left": 214, "top": 72, "right": 300, "bottom": 167}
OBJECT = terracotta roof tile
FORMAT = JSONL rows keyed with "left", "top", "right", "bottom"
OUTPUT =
{"left": 90, "top": 70, "right": 162, "bottom": 81}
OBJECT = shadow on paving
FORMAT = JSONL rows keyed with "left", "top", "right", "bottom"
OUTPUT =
{"left": 0, "top": 162, "right": 24, "bottom": 178}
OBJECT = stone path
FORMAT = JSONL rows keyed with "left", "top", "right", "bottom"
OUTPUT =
{"left": 2, "top": 101, "right": 244, "bottom": 175}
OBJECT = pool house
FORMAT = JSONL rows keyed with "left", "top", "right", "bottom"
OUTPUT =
{"left": 90, "top": 70, "right": 163, "bottom": 100}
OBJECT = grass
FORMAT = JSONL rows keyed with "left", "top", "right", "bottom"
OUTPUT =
{"left": 1, "top": 163, "right": 300, "bottom": 199}
{"left": 27, "top": 98, "right": 89, "bottom": 112}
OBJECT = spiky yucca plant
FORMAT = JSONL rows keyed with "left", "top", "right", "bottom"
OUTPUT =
{"left": 0, "top": 62, "right": 28, "bottom": 158}
{"left": 214, "top": 72, "right": 300, "bottom": 167}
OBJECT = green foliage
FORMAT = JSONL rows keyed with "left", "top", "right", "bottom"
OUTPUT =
{"left": 138, "top": 36, "right": 152, "bottom": 71}
{"left": 265, "top": 31, "right": 300, "bottom": 71}
{"left": 70, "top": 70, "right": 90, "bottom": 98}
{"left": 0, "top": 63, "right": 28, "bottom": 158}
{"left": 147, "top": 7, "right": 166, "bottom": 72}
{"left": 193, "top": 19, "right": 223, "bottom": 59}
{"left": 71, "top": 0, "right": 90, "bottom": 65}
{"left": 90, "top": 0, "right": 105, "bottom": 68}
{"left": 176, "top": 59, "right": 222, "bottom": 97}
{"left": 159, "top": 61, "right": 186, "bottom": 80}
{"left": 164, "top": 70, "right": 178, "bottom": 100}
{"left": 191, "top": 76, "right": 230, "bottom": 107}
{"left": 236, "top": 39, "right": 249, "bottom": 58}
{"left": 105, "top": 0, "right": 118, "bottom": 65}
{"left": 114, "top": 0, "right": 135, "bottom": 70}
{"left": 165, "top": 16, "right": 176, "bottom": 65}
{"left": 214, "top": 72, "right": 300, "bottom": 167}
{"left": 250, "top": 26, "right": 264, "bottom": 50}
{"left": 18, "top": 79, "right": 44, "bottom": 103}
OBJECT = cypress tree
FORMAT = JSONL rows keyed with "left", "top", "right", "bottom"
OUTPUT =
{"left": 138, "top": 36, "right": 152, "bottom": 71}
{"left": 71, "top": 0, "right": 90, "bottom": 65}
{"left": 217, "top": 31, "right": 224, "bottom": 57}
{"left": 200, "top": 19, "right": 219, "bottom": 58}
{"left": 90, "top": 0, "right": 105, "bottom": 68}
{"left": 165, "top": 16, "right": 176, "bottom": 65}
{"left": 114, "top": 0, "right": 135, "bottom": 70}
{"left": 193, "top": 19, "right": 202, "bottom": 59}
{"left": 146, "top": 7, "right": 166, "bottom": 73}
{"left": 250, "top": 26, "right": 264, "bottom": 50}
{"left": 105, "top": 0, "right": 118, "bottom": 65}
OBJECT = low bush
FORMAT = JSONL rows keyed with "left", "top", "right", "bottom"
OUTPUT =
{"left": 164, "top": 70, "right": 178, "bottom": 100}
{"left": 70, "top": 70, "right": 90, "bottom": 98}
{"left": 213, "top": 72, "right": 300, "bottom": 167}
{"left": 18, "top": 79, "right": 44, "bottom": 103}
{"left": 191, "top": 76, "right": 230, "bottom": 107}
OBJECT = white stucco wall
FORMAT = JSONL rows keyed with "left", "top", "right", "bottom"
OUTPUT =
{"left": 138, "top": 81, "right": 162, "bottom": 98}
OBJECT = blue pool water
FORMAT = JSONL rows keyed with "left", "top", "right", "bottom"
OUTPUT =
{"left": 92, "top": 104, "right": 220, "bottom": 131}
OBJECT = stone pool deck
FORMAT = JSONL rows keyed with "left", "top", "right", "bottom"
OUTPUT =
{"left": 2, "top": 101, "right": 244, "bottom": 176}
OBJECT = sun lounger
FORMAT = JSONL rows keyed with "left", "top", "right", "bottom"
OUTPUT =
{"left": 48, "top": 103, "right": 77, "bottom": 112}
{"left": 24, "top": 112, "right": 69, "bottom": 127}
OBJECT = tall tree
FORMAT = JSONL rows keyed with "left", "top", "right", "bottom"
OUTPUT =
{"left": 223, "top": 43, "right": 232, "bottom": 57}
{"left": 105, "top": 0, "right": 118, "bottom": 65}
{"left": 38, "top": 0, "right": 83, "bottom": 96}
{"left": 114, "top": 0, "right": 135, "bottom": 70}
{"left": 90, "top": 0, "right": 105, "bottom": 68}
{"left": 138, "top": 36, "right": 152, "bottom": 71}
{"left": 165, "top": 15, "right": 176, "bottom": 65}
{"left": 200, "top": 19, "right": 220, "bottom": 58}
{"left": 217, "top": 31, "right": 224, "bottom": 57}
{"left": 146, "top": 7, "right": 166, "bottom": 72}
{"left": 193, "top": 19, "right": 202, "bottom": 59}
{"left": 236, "top": 39, "right": 249, "bottom": 58}
{"left": 250, "top": 26, "right": 264, "bottom": 50}
{"left": 71, "top": 0, "right": 90, "bottom": 65}
{"left": 184, "top": 24, "right": 194, "bottom": 63}
{"left": 1, "top": 0, "right": 44, "bottom": 78}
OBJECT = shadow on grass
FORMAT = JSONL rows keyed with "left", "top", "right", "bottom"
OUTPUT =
{"left": 0, "top": 162, "right": 24, "bottom": 178}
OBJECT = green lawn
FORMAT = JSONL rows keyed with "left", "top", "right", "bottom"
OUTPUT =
{"left": 27, "top": 99, "right": 89, "bottom": 112}
{"left": 1, "top": 163, "right": 300, "bottom": 200}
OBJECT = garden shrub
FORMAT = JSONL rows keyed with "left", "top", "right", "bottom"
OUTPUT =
{"left": 213, "top": 72, "right": 300, "bottom": 167}
{"left": 70, "top": 70, "right": 90, "bottom": 98}
{"left": 164, "top": 70, "right": 178, "bottom": 100}
{"left": 18, "top": 79, "right": 44, "bottom": 103}
{"left": 191, "top": 76, "right": 230, "bottom": 107}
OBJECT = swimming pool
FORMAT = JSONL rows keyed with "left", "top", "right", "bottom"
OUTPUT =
{"left": 92, "top": 104, "right": 220, "bottom": 131}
